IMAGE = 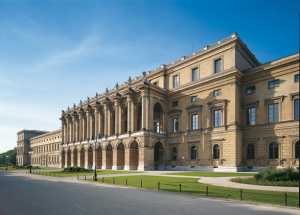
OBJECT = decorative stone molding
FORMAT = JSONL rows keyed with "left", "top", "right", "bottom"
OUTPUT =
{"left": 168, "top": 109, "right": 182, "bottom": 117}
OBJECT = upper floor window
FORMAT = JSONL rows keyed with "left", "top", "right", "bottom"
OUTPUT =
{"left": 173, "top": 75, "right": 179, "bottom": 88}
{"left": 192, "top": 68, "right": 198, "bottom": 81}
{"left": 214, "top": 109, "right": 222, "bottom": 127}
{"left": 295, "top": 141, "right": 300, "bottom": 159}
{"left": 154, "top": 122, "right": 160, "bottom": 133}
{"left": 153, "top": 82, "right": 158, "bottom": 86}
{"left": 247, "top": 107, "right": 255, "bottom": 125}
{"left": 214, "top": 59, "right": 222, "bottom": 74}
{"left": 268, "top": 103, "right": 279, "bottom": 123}
{"left": 214, "top": 89, "right": 221, "bottom": 96}
{"left": 191, "top": 114, "right": 198, "bottom": 130}
{"left": 173, "top": 118, "right": 179, "bottom": 133}
{"left": 295, "top": 99, "right": 299, "bottom": 120}
{"left": 269, "top": 142, "right": 278, "bottom": 159}
{"left": 191, "top": 96, "right": 198, "bottom": 102}
{"left": 191, "top": 146, "right": 196, "bottom": 160}
{"left": 268, "top": 80, "right": 279, "bottom": 89}
{"left": 246, "top": 86, "right": 255, "bottom": 94}
{"left": 295, "top": 74, "right": 299, "bottom": 82}
{"left": 172, "top": 101, "right": 178, "bottom": 107}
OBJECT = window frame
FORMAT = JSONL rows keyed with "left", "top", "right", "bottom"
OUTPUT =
{"left": 268, "top": 103, "right": 279, "bottom": 123}
{"left": 191, "top": 114, "right": 198, "bottom": 130}
{"left": 172, "top": 147, "right": 177, "bottom": 161}
{"left": 246, "top": 143, "right": 255, "bottom": 159}
{"left": 191, "top": 146, "right": 197, "bottom": 160}
{"left": 268, "top": 79, "right": 279, "bottom": 89}
{"left": 295, "top": 74, "right": 299, "bottom": 82}
{"left": 214, "top": 58, "right": 222, "bottom": 74}
{"left": 191, "top": 96, "right": 198, "bottom": 102}
{"left": 214, "top": 109, "right": 222, "bottom": 127}
{"left": 191, "top": 67, "right": 199, "bottom": 81}
{"left": 246, "top": 107, "right": 256, "bottom": 125}
{"left": 213, "top": 89, "right": 221, "bottom": 97}
{"left": 172, "top": 101, "right": 178, "bottom": 107}
{"left": 173, "top": 74, "right": 179, "bottom": 88}
{"left": 294, "top": 99, "right": 299, "bottom": 120}
{"left": 173, "top": 118, "right": 179, "bottom": 133}
{"left": 246, "top": 86, "right": 256, "bottom": 95}
{"left": 269, "top": 142, "right": 279, "bottom": 159}
{"left": 213, "top": 144, "right": 220, "bottom": 159}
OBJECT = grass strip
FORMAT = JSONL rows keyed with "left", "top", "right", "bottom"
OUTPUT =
{"left": 0, "top": 166, "right": 60, "bottom": 171}
{"left": 30, "top": 170, "right": 142, "bottom": 177}
{"left": 86, "top": 175, "right": 299, "bottom": 207}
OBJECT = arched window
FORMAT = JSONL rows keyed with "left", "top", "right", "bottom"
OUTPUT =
{"left": 295, "top": 141, "right": 300, "bottom": 159}
{"left": 191, "top": 146, "right": 196, "bottom": 160}
{"left": 269, "top": 142, "right": 278, "bottom": 159}
{"left": 172, "top": 147, "right": 177, "bottom": 160}
{"left": 213, "top": 144, "right": 220, "bottom": 159}
{"left": 247, "top": 144, "right": 255, "bottom": 159}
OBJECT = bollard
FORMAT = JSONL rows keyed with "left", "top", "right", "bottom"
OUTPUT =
{"left": 141, "top": 180, "right": 142, "bottom": 188}
{"left": 46, "top": 172, "right": 47, "bottom": 176}
{"left": 77, "top": 175, "right": 78, "bottom": 180}
{"left": 102, "top": 177, "right": 104, "bottom": 183}
{"left": 126, "top": 179, "right": 127, "bottom": 186}
{"left": 240, "top": 189, "right": 242, "bottom": 200}
{"left": 206, "top": 186, "right": 208, "bottom": 196}
{"left": 85, "top": 175, "right": 86, "bottom": 180}
{"left": 59, "top": 173, "right": 60, "bottom": 177}
{"left": 179, "top": 184, "right": 181, "bottom": 192}
{"left": 113, "top": 178, "right": 115, "bottom": 184}
{"left": 158, "top": 182, "right": 160, "bottom": 190}
{"left": 284, "top": 193, "right": 287, "bottom": 206}
{"left": 54, "top": 173, "right": 55, "bottom": 177}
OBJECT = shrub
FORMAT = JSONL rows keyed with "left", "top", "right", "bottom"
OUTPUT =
{"left": 62, "top": 166, "right": 89, "bottom": 172}
{"left": 259, "top": 168, "right": 299, "bottom": 182}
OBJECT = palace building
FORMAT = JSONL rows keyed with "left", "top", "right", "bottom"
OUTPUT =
{"left": 16, "top": 33, "right": 299, "bottom": 172}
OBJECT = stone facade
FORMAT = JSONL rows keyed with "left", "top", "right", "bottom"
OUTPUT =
{"left": 16, "top": 33, "right": 299, "bottom": 171}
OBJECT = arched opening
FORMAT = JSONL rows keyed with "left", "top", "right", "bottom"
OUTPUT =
{"left": 61, "top": 150, "right": 65, "bottom": 168}
{"left": 295, "top": 141, "right": 300, "bottom": 159}
{"left": 73, "top": 148, "right": 78, "bottom": 166}
{"left": 106, "top": 143, "right": 113, "bottom": 169}
{"left": 153, "top": 103, "right": 163, "bottom": 133}
{"left": 80, "top": 148, "right": 85, "bottom": 167}
{"left": 213, "top": 144, "right": 220, "bottom": 159}
{"left": 247, "top": 144, "right": 255, "bottom": 159}
{"left": 191, "top": 146, "right": 196, "bottom": 160}
{"left": 117, "top": 142, "right": 125, "bottom": 170}
{"left": 110, "top": 110, "right": 115, "bottom": 136}
{"left": 129, "top": 141, "right": 139, "bottom": 170}
{"left": 154, "top": 142, "right": 164, "bottom": 170}
{"left": 121, "top": 107, "right": 128, "bottom": 134}
{"left": 67, "top": 149, "right": 71, "bottom": 167}
{"left": 88, "top": 146, "right": 93, "bottom": 169}
{"left": 134, "top": 103, "right": 142, "bottom": 131}
{"left": 269, "top": 142, "right": 278, "bottom": 159}
{"left": 172, "top": 147, "right": 177, "bottom": 161}
{"left": 96, "top": 145, "right": 102, "bottom": 169}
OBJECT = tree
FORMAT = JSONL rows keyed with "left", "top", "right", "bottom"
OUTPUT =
{"left": 0, "top": 147, "right": 17, "bottom": 166}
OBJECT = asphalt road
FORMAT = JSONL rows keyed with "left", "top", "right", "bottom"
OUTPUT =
{"left": 0, "top": 171, "right": 298, "bottom": 215}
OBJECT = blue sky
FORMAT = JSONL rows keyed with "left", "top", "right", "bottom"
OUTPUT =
{"left": 0, "top": 0, "right": 298, "bottom": 153}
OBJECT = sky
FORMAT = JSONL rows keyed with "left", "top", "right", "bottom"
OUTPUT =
{"left": 0, "top": 0, "right": 298, "bottom": 153}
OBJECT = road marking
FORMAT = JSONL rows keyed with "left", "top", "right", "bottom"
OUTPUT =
{"left": 73, "top": 203, "right": 91, "bottom": 212}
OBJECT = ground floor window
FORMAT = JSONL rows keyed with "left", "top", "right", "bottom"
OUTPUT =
{"left": 213, "top": 144, "right": 220, "bottom": 159}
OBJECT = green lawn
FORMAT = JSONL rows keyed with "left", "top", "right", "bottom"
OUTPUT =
{"left": 0, "top": 166, "right": 60, "bottom": 171}
{"left": 30, "top": 170, "right": 142, "bottom": 177}
{"left": 166, "top": 172, "right": 256, "bottom": 177}
{"left": 86, "top": 175, "right": 299, "bottom": 207}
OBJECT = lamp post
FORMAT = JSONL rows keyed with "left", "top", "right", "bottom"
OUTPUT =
{"left": 6, "top": 155, "right": 9, "bottom": 171}
{"left": 90, "top": 134, "right": 101, "bottom": 181}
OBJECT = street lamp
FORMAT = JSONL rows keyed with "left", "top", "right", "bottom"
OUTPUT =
{"left": 90, "top": 134, "right": 101, "bottom": 181}
{"left": 5, "top": 155, "right": 9, "bottom": 171}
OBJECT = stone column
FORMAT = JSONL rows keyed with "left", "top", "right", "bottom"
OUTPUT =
{"left": 86, "top": 112, "right": 90, "bottom": 140}
{"left": 78, "top": 115, "right": 82, "bottom": 141}
{"left": 141, "top": 94, "right": 147, "bottom": 130}
{"left": 115, "top": 102, "right": 120, "bottom": 135}
{"left": 112, "top": 149, "right": 118, "bottom": 170}
{"left": 71, "top": 149, "right": 74, "bottom": 167}
{"left": 94, "top": 109, "right": 99, "bottom": 137}
{"left": 104, "top": 104, "right": 108, "bottom": 137}
{"left": 61, "top": 118, "right": 65, "bottom": 144}
{"left": 66, "top": 118, "right": 70, "bottom": 143}
{"left": 127, "top": 97, "right": 132, "bottom": 133}
{"left": 72, "top": 117, "right": 76, "bottom": 143}
{"left": 84, "top": 147, "right": 89, "bottom": 169}
{"left": 101, "top": 149, "right": 106, "bottom": 169}
{"left": 124, "top": 148, "right": 130, "bottom": 170}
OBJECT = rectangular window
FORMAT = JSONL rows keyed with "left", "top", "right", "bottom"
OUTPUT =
{"left": 268, "top": 103, "right": 279, "bottom": 123}
{"left": 268, "top": 80, "right": 279, "bottom": 88}
{"left": 191, "top": 114, "right": 198, "bottom": 130}
{"left": 247, "top": 107, "right": 255, "bottom": 125}
{"left": 214, "top": 89, "right": 221, "bottom": 96}
{"left": 173, "top": 75, "right": 179, "bottom": 88}
{"left": 172, "top": 101, "right": 178, "bottom": 107}
{"left": 192, "top": 68, "right": 198, "bottom": 81}
{"left": 295, "top": 99, "right": 299, "bottom": 120}
{"left": 214, "top": 59, "right": 222, "bottom": 74}
{"left": 191, "top": 96, "right": 198, "bottom": 102}
{"left": 295, "top": 74, "right": 299, "bottom": 82}
{"left": 173, "top": 118, "right": 179, "bottom": 132}
{"left": 246, "top": 86, "right": 256, "bottom": 94}
{"left": 214, "top": 110, "right": 222, "bottom": 127}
